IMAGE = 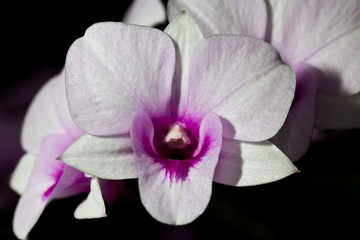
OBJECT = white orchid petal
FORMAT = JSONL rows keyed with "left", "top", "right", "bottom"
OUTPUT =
{"left": 164, "top": 11, "right": 204, "bottom": 116}
{"left": 21, "top": 72, "right": 67, "bottom": 153}
{"left": 214, "top": 139, "right": 298, "bottom": 186}
{"left": 270, "top": 0, "right": 360, "bottom": 95}
{"left": 168, "top": 0, "right": 268, "bottom": 39}
{"left": 10, "top": 153, "right": 36, "bottom": 195}
{"left": 74, "top": 177, "right": 107, "bottom": 219}
{"left": 123, "top": 0, "right": 166, "bottom": 26}
{"left": 185, "top": 35, "right": 295, "bottom": 141}
{"left": 65, "top": 22, "right": 175, "bottom": 135}
{"left": 59, "top": 133, "right": 137, "bottom": 180}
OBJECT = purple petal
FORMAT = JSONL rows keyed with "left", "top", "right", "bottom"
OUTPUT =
{"left": 65, "top": 22, "right": 176, "bottom": 135}
{"left": 168, "top": 0, "right": 268, "bottom": 40}
{"left": 131, "top": 112, "right": 222, "bottom": 224}
{"left": 214, "top": 139, "right": 298, "bottom": 186}
{"left": 270, "top": 0, "right": 360, "bottom": 95}
{"left": 59, "top": 133, "right": 137, "bottom": 180}
{"left": 122, "top": 0, "right": 166, "bottom": 26}
{"left": 13, "top": 134, "right": 72, "bottom": 239}
{"left": 184, "top": 35, "right": 295, "bottom": 141}
{"left": 52, "top": 164, "right": 90, "bottom": 199}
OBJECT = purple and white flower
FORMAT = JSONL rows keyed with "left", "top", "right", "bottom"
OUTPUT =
{"left": 10, "top": 1, "right": 166, "bottom": 238}
{"left": 9, "top": 71, "right": 118, "bottom": 239}
{"left": 60, "top": 12, "right": 298, "bottom": 224}
{"left": 168, "top": 0, "right": 360, "bottom": 160}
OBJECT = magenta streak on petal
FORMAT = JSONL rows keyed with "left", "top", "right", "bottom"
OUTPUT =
{"left": 133, "top": 112, "right": 217, "bottom": 184}
{"left": 42, "top": 185, "right": 56, "bottom": 201}
{"left": 145, "top": 137, "right": 198, "bottom": 183}
{"left": 41, "top": 162, "right": 65, "bottom": 201}
{"left": 155, "top": 158, "right": 198, "bottom": 183}
{"left": 154, "top": 134, "right": 212, "bottom": 183}
{"left": 149, "top": 118, "right": 202, "bottom": 182}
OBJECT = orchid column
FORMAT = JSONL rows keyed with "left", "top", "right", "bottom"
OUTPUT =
{"left": 61, "top": 12, "right": 298, "bottom": 224}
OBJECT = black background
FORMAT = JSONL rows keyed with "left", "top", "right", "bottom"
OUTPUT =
{"left": 1, "top": 1, "right": 359, "bottom": 239}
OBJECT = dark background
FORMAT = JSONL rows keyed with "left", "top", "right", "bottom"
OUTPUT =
{"left": 1, "top": 1, "right": 359, "bottom": 239}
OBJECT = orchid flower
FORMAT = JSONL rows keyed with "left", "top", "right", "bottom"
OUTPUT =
{"left": 9, "top": 70, "right": 112, "bottom": 239}
{"left": 60, "top": 12, "right": 298, "bottom": 225}
{"left": 168, "top": 0, "right": 360, "bottom": 161}
{"left": 10, "top": 1, "right": 166, "bottom": 238}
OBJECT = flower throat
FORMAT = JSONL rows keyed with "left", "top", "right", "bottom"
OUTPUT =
{"left": 156, "top": 123, "right": 198, "bottom": 160}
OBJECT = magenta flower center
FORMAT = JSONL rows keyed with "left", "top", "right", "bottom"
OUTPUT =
{"left": 164, "top": 124, "right": 191, "bottom": 149}
{"left": 154, "top": 122, "right": 198, "bottom": 161}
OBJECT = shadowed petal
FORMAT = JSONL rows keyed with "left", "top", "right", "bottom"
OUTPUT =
{"left": 164, "top": 11, "right": 204, "bottom": 118}
{"left": 74, "top": 177, "right": 107, "bottom": 219}
{"left": 168, "top": 0, "right": 268, "bottom": 40}
{"left": 214, "top": 139, "right": 298, "bottom": 186}
{"left": 307, "top": 29, "right": 360, "bottom": 95}
{"left": 315, "top": 92, "right": 360, "bottom": 129}
{"left": 185, "top": 35, "right": 295, "bottom": 141}
{"left": 65, "top": 22, "right": 176, "bottom": 135}
{"left": 271, "top": 66, "right": 317, "bottom": 161}
{"left": 13, "top": 134, "right": 71, "bottom": 239}
{"left": 131, "top": 112, "right": 222, "bottom": 225}
{"left": 270, "top": 0, "right": 360, "bottom": 95}
{"left": 123, "top": 0, "right": 166, "bottom": 26}
{"left": 52, "top": 164, "right": 90, "bottom": 200}
{"left": 59, "top": 133, "right": 137, "bottom": 180}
